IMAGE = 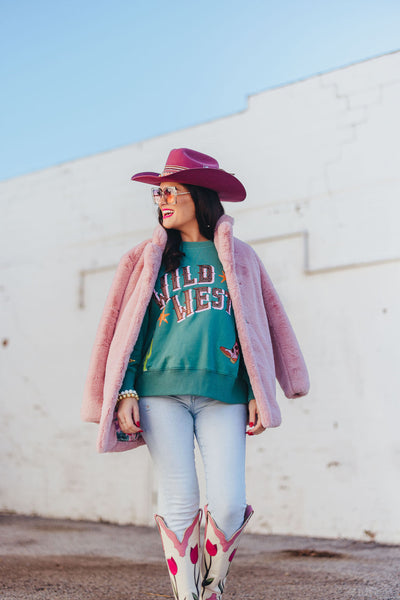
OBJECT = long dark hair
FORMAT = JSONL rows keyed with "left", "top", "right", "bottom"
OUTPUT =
{"left": 158, "top": 184, "right": 225, "bottom": 272}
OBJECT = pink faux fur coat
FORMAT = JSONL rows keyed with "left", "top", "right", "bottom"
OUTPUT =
{"left": 81, "top": 215, "right": 309, "bottom": 453}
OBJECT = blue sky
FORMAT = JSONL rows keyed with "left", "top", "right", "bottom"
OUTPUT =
{"left": 1, "top": 0, "right": 399, "bottom": 181}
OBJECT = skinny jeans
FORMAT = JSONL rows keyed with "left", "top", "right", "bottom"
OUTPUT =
{"left": 139, "top": 395, "right": 248, "bottom": 541}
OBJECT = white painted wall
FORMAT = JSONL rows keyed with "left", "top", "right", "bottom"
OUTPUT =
{"left": 1, "top": 51, "right": 399, "bottom": 542}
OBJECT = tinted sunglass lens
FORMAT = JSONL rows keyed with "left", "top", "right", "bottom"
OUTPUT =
{"left": 164, "top": 188, "right": 175, "bottom": 203}
{"left": 152, "top": 188, "right": 161, "bottom": 203}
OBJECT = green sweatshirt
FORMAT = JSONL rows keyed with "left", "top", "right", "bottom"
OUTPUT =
{"left": 120, "top": 240, "right": 254, "bottom": 404}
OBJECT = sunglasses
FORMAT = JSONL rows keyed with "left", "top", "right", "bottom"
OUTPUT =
{"left": 151, "top": 186, "right": 189, "bottom": 205}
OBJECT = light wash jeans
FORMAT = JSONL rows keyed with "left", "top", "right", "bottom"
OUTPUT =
{"left": 139, "top": 395, "right": 248, "bottom": 541}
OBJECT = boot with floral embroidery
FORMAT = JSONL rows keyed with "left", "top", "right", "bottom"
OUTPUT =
{"left": 201, "top": 505, "right": 253, "bottom": 600}
{"left": 155, "top": 509, "right": 202, "bottom": 600}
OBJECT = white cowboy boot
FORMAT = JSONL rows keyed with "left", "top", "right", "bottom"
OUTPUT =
{"left": 155, "top": 509, "right": 202, "bottom": 600}
{"left": 201, "top": 505, "right": 253, "bottom": 600}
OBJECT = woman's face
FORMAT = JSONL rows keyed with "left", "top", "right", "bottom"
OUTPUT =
{"left": 159, "top": 182, "right": 204, "bottom": 241}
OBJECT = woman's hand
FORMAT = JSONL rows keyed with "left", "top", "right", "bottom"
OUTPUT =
{"left": 247, "top": 399, "right": 266, "bottom": 436}
{"left": 117, "top": 397, "right": 142, "bottom": 434}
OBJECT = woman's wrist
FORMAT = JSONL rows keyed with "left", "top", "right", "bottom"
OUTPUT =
{"left": 117, "top": 389, "right": 139, "bottom": 404}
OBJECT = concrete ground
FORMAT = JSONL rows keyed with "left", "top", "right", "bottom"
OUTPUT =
{"left": 1, "top": 513, "right": 399, "bottom": 600}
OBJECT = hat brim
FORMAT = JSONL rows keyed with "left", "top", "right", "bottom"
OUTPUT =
{"left": 131, "top": 168, "right": 246, "bottom": 202}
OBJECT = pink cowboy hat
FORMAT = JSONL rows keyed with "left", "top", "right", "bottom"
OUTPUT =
{"left": 131, "top": 148, "right": 246, "bottom": 202}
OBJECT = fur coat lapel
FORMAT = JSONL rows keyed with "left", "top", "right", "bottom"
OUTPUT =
{"left": 213, "top": 216, "right": 278, "bottom": 428}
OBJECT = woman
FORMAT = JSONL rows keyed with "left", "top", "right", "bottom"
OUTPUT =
{"left": 82, "top": 148, "right": 309, "bottom": 600}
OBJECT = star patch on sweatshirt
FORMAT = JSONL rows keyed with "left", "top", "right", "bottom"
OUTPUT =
{"left": 157, "top": 307, "right": 170, "bottom": 327}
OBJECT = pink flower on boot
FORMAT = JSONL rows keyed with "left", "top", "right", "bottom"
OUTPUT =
{"left": 205, "top": 539, "right": 218, "bottom": 556}
{"left": 167, "top": 557, "right": 178, "bottom": 576}
{"left": 190, "top": 544, "right": 199, "bottom": 564}
{"left": 229, "top": 549, "right": 237, "bottom": 562}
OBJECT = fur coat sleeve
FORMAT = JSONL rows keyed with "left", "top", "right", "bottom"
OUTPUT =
{"left": 256, "top": 255, "right": 310, "bottom": 399}
{"left": 80, "top": 239, "right": 149, "bottom": 423}
{"left": 213, "top": 215, "right": 309, "bottom": 429}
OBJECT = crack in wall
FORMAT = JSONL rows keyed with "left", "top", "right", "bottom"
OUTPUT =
{"left": 317, "top": 75, "right": 400, "bottom": 200}
{"left": 319, "top": 80, "right": 376, "bottom": 199}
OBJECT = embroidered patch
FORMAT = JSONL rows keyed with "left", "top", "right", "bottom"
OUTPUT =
{"left": 219, "top": 340, "right": 240, "bottom": 364}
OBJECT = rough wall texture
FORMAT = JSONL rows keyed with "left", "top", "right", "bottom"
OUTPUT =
{"left": 1, "top": 51, "right": 399, "bottom": 542}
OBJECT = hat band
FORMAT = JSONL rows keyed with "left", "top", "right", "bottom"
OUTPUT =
{"left": 161, "top": 164, "right": 187, "bottom": 176}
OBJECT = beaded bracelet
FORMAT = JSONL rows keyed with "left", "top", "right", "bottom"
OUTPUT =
{"left": 117, "top": 389, "right": 139, "bottom": 404}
